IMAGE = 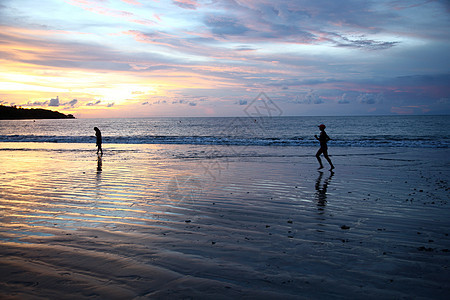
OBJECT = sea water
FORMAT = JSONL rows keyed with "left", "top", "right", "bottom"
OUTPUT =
{"left": 1, "top": 115, "right": 449, "bottom": 148}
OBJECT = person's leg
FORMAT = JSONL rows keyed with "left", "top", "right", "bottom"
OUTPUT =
{"left": 316, "top": 148, "right": 324, "bottom": 169}
{"left": 323, "top": 150, "right": 334, "bottom": 170}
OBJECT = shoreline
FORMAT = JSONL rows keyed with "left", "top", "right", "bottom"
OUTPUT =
{"left": 1, "top": 143, "right": 449, "bottom": 298}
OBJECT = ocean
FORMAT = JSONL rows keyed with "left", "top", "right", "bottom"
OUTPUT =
{"left": 1, "top": 115, "right": 449, "bottom": 148}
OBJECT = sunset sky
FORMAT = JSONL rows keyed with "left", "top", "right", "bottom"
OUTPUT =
{"left": 1, "top": 0, "right": 449, "bottom": 118}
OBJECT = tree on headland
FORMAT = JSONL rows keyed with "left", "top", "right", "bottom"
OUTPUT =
{"left": 0, "top": 105, "right": 75, "bottom": 119}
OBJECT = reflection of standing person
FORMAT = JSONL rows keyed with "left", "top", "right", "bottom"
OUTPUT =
{"left": 97, "top": 156, "right": 102, "bottom": 172}
{"left": 315, "top": 124, "right": 334, "bottom": 170}
{"left": 94, "top": 127, "right": 103, "bottom": 156}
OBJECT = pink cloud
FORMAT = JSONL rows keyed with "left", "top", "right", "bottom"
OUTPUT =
{"left": 391, "top": 105, "right": 430, "bottom": 114}
{"left": 123, "top": 30, "right": 178, "bottom": 49}
{"left": 67, "top": 0, "right": 157, "bottom": 25}
{"left": 121, "top": 0, "right": 142, "bottom": 5}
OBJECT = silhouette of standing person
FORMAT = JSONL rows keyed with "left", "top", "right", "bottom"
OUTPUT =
{"left": 94, "top": 127, "right": 103, "bottom": 156}
{"left": 315, "top": 124, "right": 334, "bottom": 170}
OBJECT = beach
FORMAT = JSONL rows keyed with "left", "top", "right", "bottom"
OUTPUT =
{"left": 1, "top": 142, "right": 449, "bottom": 299}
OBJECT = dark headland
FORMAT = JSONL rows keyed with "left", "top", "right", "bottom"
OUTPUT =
{"left": 0, "top": 105, "right": 75, "bottom": 120}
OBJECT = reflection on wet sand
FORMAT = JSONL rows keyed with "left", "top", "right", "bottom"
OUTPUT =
{"left": 315, "top": 171, "right": 334, "bottom": 210}
{"left": 97, "top": 156, "right": 103, "bottom": 173}
{"left": 2, "top": 144, "right": 450, "bottom": 299}
{"left": 95, "top": 156, "right": 102, "bottom": 200}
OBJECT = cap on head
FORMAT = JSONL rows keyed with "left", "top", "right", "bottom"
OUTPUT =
{"left": 318, "top": 124, "right": 326, "bottom": 129}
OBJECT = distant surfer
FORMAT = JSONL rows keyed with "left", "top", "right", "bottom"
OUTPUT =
{"left": 94, "top": 127, "right": 103, "bottom": 156}
{"left": 315, "top": 124, "right": 334, "bottom": 170}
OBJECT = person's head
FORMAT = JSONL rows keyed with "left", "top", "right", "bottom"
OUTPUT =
{"left": 318, "top": 124, "right": 326, "bottom": 131}
{"left": 94, "top": 127, "right": 100, "bottom": 133}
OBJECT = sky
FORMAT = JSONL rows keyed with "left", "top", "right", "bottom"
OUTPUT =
{"left": 0, "top": 0, "right": 449, "bottom": 118}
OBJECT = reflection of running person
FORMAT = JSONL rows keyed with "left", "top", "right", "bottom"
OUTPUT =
{"left": 315, "top": 124, "right": 334, "bottom": 170}
{"left": 315, "top": 171, "right": 334, "bottom": 209}
{"left": 94, "top": 127, "right": 103, "bottom": 156}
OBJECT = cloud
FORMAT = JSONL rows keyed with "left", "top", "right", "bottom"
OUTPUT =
{"left": 48, "top": 96, "right": 60, "bottom": 107}
{"left": 338, "top": 93, "right": 350, "bottom": 104}
{"left": 87, "top": 100, "right": 101, "bottom": 106}
{"left": 292, "top": 90, "right": 326, "bottom": 104}
{"left": 121, "top": 0, "right": 142, "bottom": 5}
{"left": 151, "top": 100, "right": 167, "bottom": 105}
{"left": 24, "top": 98, "right": 76, "bottom": 108}
{"left": 437, "top": 98, "right": 449, "bottom": 104}
{"left": 26, "top": 100, "right": 49, "bottom": 106}
{"left": 66, "top": 99, "right": 78, "bottom": 107}
{"left": 67, "top": 0, "right": 156, "bottom": 26}
{"left": 173, "top": 0, "right": 198, "bottom": 10}
{"left": 204, "top": 16, "right": 250, "bottom": 36}
{"left": 332, "top": 34, "right": 399, "bottom": 50}
{"left": 357, "top": 93, "right": 385, "bottom": 104}
{"left": 188, "top": 102, "right": 197, "bottom": 106}
{"left": 392, "top": 74, "right": 450, "bottom": 87}
{"left": 107, "top": 102, "right": 115, "bottom": 107}
{"left": 391, "top": 105, "right": 431, "bottom": 115}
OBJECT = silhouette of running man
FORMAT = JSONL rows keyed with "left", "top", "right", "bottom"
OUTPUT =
{"left": 94, "top": 127, "right": 103, "bottom": 156}
{"left": 315, "top": 124, "right": 334, "bottom": 170}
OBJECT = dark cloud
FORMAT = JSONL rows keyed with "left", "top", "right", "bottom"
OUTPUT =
{"left": 26, "top": 100, "right": 48, "bottom": 106}
{"left": 358, "top": 93, "right": 384, "bottom": 104}
{"left": 204, "top": 16, "right": 249, "bottom": 36}
{"left": 172, "top": 0, "right": 198, "bottom": 10}
{"left": 392, "top": 74, "right": 450, "bottom": 86}
{"left": 437, "top": 98, "right": 449, "bottom": 104}
{"left": 66, "top": 99, "right": 78, "bottom": 107}
{"left": 87, "top": 100, "right": 101, "bottom": 106}
{"left": 291, "top": 90, "right": 326, "bottom": 104}
{"left": 338, "top": 93, "right": 350, "bottom": 104}
{"left": 25, "top": 98, "right": 76, "bottom": 108}
{"left": 106, "top": 103, "right": 115, "bottom": 107}
{"left": 333, "top": 34, "right": 399, "bottom": 50}
{"left": 48, "top": 96, "right": 60, "bottom": 107}
{"left": 268, "top": 78, "right": 341, "bottom": 88}
{"left": 235, "top": 45, "right": 258, "bottom": 51}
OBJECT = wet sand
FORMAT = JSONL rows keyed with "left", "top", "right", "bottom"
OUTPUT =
{"left": 1, "top": 143, "right": 449, "bottom": 299}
